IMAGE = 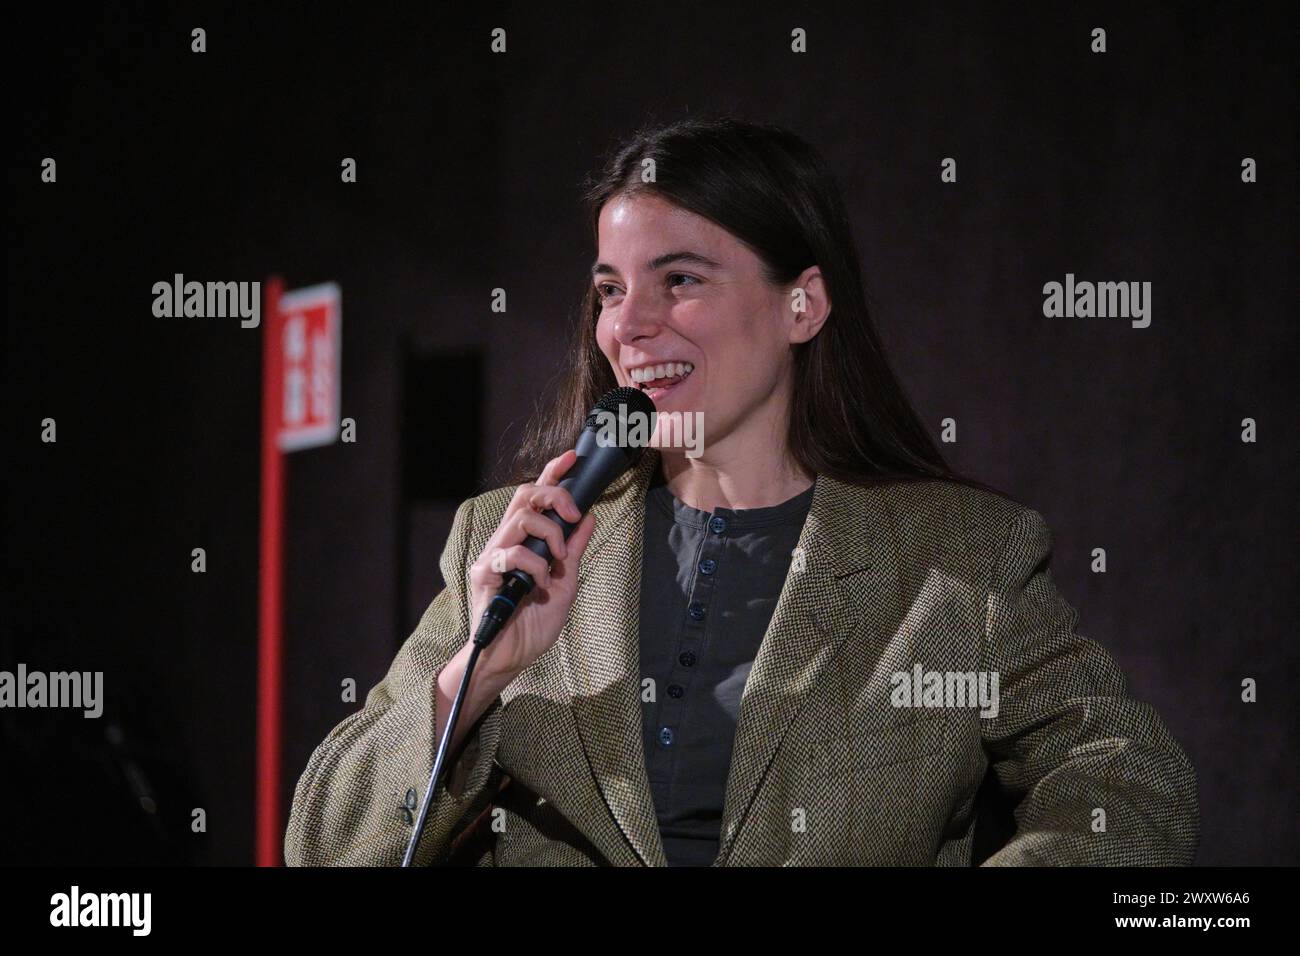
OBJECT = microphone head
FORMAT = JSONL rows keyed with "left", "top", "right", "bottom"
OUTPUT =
{"left": 583, "top": 386, "right": 656, "bottom": 463}
{"left": 584, "top": 386, "right": 656, "bottom": 429}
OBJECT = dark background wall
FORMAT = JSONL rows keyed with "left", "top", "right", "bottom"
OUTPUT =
{"left": 4, "top": 2, "right": 1296, "bottom": 865}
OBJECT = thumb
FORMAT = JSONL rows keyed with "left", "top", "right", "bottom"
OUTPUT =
{"left": 565, "top": 512, "right": 598, "bottom": 565}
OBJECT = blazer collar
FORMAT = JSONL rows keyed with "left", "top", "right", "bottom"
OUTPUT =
{"left": 560, "top": 448, "right": 891, "bottom": 866}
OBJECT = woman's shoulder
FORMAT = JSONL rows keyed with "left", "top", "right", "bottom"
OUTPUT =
{"left": 821, "top": 473, "right": 1046, "bottom": 566}
{"left": 446, "top": 483, "right": 522, "bottom": 546}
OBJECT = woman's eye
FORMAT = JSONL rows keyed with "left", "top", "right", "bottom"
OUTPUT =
{"left": 596, "top": 276, "right": 696, "bottom": 300}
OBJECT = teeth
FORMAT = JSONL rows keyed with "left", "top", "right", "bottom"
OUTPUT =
{"left": 630, "top": 361, "right": 694, "bottom": 385}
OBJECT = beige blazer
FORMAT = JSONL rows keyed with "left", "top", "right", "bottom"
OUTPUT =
{"left": 285, "top": 449, "right": 1199, "bottom": 866}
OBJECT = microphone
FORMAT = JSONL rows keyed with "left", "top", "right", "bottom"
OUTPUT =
{"left": 472, "top": 385, "right": 656, "bottom": 649}
{"left": 401, "top": 385, "right": 654, "bottom": 866}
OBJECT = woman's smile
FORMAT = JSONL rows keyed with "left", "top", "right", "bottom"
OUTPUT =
{"left": 627, "top": 360, "right": 696, "bottom": 404}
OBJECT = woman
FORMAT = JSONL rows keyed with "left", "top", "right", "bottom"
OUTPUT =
{"left": 285, "top": 118, "right": 1199, "bottom": 866}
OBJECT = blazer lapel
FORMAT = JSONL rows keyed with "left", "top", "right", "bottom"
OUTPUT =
{"left": 558, "top": 453, "right": 899, "bottom": 868}
{"left": 560, "top": 449, "right": 667, "bottom": 867}
{"left": 713, "top": 474, "right": 890, "bottom": 865}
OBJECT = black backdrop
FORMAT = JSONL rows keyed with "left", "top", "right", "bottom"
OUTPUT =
{"left": 4, "top": 2, "right": 1296, "bottom": 865}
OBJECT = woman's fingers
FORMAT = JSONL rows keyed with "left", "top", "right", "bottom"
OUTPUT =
{"left": 500, "top": 450, "right": 580, "bottom": 524}
{"left": 521, "top": 484, "right": 582, "bottom": 524}
{"left": 538, "top": 513, "right": 596, "bottom": 594}
{"left": 499, "top": 488, "right": 577, "bottom": 539}
{"left": 512, "top": 508, "right": 569, "bottom": 559}
{"left": 501, "top": 482, "right": 539, "bottom": 523}
{"left": 499, "top": 545, "right": 552, "bottom": 586}
{"left": 556, "top": 513, "right": 597, "bottom": 574}
{"left": 471, "top": 542, "right": 551, "bottom": 589}
{"left": 474, "top": 508, "right": 568, "bottom": 585}
{"left": 535, "top": 449, "right": 577, "bottom": 488}
{"left": 473, "top": 449, "right": 586, "bottom": 598}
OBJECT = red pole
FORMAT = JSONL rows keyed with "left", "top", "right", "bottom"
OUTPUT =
{"left": 256, "top": 276, "right": 286, "bottom": 866}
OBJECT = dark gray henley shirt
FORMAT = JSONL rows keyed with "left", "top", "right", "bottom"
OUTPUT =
{"left": 637, "top": 471, "right": 816, "bottom": 866}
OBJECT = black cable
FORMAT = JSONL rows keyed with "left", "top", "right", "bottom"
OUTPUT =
{"left": 400, "top": 638, "right": 486, "bottom": 867}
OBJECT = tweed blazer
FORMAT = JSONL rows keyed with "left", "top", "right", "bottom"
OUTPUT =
{"left": 284, "top": 450, "right": 1199, "bottom": 866}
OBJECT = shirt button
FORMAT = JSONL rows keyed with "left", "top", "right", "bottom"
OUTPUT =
{"left": 678, "top": 650, "right": 697, "bottom": 667}
{"left": 698, "top": 558, "right": 717, "bottom": 575}
{"left": 667, "top": 684, "right": 685, "bottom": 699}
{"left": 709, "top": 516, "right": 727, "bottom": 534}
{"left": 658, "top": 726, "right": 674, "bottom": 746}
{"left": 688, "top": 603, "right": 706, "bottom": 622}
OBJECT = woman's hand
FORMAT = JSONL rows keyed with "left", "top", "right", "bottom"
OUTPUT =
{"left": 466, "top": 449, "right": 597, "bottom": 683}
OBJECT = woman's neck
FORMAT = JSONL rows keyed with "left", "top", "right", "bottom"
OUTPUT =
{"left": 658, "top": 444, "right": 814, "bottom": 513}
{"left": 655, "top": 369, "right": 813, "bottom": 512}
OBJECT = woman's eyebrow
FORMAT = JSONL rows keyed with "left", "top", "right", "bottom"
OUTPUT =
{"left": 590, "top": 250, "right": 723, "bottom": 278}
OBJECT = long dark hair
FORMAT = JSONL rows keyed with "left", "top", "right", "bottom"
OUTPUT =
{"left": 512, "top": 116, "right": 998, "bottom": 496}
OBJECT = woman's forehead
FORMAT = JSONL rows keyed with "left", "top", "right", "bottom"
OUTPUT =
{"left": 597, "top": 195, "right": 742, "bottom": 264}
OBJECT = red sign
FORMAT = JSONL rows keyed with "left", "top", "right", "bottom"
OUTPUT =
{"left": 275, "top": 282, "right": 341, "bottom": 452}
{"left": 257, "top": 277, "right": 342, "bottom": 865}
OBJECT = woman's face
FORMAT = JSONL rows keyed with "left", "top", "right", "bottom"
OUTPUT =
{"left": 593, "top": 192, "right": 823, "bottom": 458}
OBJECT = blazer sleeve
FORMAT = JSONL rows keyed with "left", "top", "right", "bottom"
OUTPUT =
{"left": 977, "top": 507, "right": 1200, "bottom": 866}
{"left": 284, "top": 495, "right": 507, "bottom": 866}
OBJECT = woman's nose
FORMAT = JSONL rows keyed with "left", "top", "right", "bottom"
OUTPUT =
{"left": 611, "top": 286, "right": 663, "bottom": 345}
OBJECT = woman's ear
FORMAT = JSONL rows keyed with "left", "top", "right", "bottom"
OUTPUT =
{"left": 786, "top": 266, "right": 831, "bottom": 344}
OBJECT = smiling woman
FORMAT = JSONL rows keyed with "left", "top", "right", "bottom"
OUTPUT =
{"left": 517, "top": 118, "right": 977, "bottom": 499}
{"left": 285, "top": 117, "right": 1199, "bottom": 868}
